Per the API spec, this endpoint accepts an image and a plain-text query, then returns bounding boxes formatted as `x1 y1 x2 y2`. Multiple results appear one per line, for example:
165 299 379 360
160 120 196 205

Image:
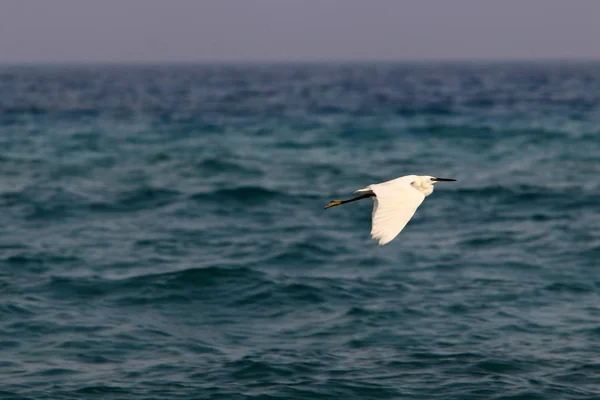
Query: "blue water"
1 62 599 399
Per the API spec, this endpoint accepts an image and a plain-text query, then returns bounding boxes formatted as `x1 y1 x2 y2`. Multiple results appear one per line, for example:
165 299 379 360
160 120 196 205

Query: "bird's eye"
430 177 435 181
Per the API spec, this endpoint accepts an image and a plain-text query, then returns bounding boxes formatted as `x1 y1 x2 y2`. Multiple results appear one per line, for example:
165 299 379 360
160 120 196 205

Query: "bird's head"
411 175 456 196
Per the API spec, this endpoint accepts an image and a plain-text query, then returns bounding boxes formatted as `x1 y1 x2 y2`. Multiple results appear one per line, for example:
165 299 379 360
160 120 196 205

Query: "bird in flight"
325 175 456 245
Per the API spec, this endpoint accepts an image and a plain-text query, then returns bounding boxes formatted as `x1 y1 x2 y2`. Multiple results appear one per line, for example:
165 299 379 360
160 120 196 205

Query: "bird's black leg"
324 193 375 209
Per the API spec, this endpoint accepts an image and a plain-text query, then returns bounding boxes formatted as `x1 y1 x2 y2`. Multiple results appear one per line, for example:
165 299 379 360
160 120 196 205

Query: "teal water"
1 62 599 399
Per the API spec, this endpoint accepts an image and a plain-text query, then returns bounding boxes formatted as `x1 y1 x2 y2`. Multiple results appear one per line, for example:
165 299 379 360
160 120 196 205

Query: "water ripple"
1 62 600 399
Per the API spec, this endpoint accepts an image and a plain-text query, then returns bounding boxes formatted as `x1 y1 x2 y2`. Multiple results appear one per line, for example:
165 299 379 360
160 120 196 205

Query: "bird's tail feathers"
353 187 373 194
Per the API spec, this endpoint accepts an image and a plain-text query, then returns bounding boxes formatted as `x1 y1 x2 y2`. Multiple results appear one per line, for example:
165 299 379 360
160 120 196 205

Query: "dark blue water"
1 62 599 399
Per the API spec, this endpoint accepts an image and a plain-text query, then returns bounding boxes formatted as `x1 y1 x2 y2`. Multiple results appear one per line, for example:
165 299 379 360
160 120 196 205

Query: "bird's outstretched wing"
364 179 425 245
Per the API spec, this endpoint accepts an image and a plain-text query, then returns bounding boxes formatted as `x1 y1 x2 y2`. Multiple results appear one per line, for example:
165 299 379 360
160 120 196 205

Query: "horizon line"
1 57 600 67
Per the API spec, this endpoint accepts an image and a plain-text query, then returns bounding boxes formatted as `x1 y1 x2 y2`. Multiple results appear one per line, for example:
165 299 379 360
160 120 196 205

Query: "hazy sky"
1 0 599 63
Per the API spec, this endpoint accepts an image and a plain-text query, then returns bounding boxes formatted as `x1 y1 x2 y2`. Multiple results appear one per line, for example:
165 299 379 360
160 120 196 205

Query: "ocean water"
0 62 599 400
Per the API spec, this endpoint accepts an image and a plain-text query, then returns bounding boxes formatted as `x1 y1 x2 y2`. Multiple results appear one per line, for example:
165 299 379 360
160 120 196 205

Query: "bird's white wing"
368 179 425 246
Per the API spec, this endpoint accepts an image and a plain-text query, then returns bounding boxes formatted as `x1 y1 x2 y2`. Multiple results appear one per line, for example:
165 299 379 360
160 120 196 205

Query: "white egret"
325 175 456 245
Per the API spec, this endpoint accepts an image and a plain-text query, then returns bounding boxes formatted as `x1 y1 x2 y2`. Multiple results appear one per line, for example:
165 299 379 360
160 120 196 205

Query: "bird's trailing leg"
324 193 374 209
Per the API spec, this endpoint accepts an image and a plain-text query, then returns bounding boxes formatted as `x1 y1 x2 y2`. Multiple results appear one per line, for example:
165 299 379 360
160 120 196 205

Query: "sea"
0 62 599 399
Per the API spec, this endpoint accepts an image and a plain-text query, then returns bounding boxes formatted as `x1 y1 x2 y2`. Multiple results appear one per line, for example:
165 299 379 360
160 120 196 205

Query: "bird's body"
325 175 456 245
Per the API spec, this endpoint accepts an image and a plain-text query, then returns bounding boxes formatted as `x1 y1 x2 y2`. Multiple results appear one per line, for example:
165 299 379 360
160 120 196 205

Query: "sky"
0 0 599 63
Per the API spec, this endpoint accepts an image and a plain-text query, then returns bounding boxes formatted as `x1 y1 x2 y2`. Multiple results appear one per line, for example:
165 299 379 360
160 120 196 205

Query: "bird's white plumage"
326 174 454 245
356 175 425 245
